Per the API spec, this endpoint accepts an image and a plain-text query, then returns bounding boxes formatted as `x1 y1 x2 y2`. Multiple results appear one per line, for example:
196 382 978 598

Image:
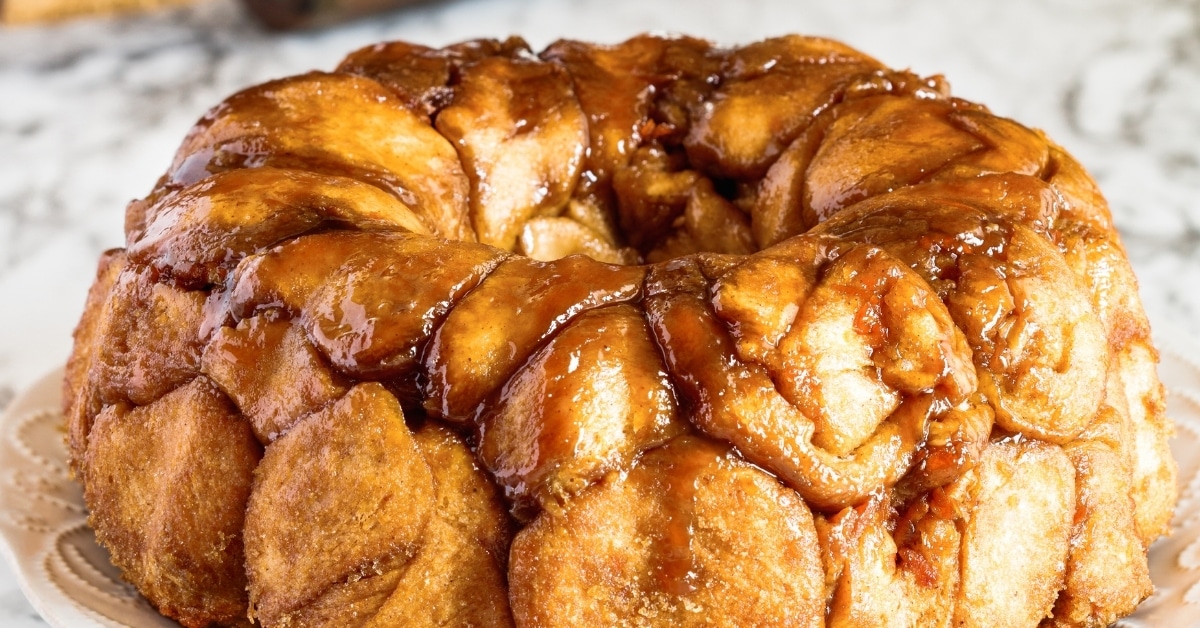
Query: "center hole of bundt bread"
513 159 760 265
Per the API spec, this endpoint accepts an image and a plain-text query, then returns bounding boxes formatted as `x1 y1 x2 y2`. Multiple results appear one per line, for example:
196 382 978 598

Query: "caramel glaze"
64 34 1175 628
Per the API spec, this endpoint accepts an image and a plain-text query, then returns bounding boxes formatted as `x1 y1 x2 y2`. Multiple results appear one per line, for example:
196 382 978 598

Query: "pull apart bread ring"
63 33 1176 628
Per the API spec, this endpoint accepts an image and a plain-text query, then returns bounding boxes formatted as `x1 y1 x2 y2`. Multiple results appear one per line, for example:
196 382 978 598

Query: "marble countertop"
1 0 1198 623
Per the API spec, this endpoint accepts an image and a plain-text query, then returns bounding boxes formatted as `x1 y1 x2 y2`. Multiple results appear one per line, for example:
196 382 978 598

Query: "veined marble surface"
1 0 1198 623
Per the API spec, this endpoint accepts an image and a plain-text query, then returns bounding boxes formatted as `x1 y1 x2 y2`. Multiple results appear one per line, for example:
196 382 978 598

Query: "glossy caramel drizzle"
89 32 1118 514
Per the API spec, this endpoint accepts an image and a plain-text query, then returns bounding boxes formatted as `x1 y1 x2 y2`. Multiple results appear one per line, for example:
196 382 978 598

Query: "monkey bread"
63 34 1176 628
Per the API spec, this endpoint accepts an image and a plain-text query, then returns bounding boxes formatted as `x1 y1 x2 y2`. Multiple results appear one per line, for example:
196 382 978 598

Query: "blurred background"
1 0 1198 623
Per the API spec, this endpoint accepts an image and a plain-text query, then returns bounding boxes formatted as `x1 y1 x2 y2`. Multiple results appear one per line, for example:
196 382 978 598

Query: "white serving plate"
2 329 1200 627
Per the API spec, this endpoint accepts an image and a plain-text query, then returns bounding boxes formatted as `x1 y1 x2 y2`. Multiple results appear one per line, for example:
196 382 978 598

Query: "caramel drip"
649 438 726 597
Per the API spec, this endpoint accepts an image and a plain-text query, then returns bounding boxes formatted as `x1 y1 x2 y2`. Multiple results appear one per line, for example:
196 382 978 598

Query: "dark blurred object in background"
241 0 429 29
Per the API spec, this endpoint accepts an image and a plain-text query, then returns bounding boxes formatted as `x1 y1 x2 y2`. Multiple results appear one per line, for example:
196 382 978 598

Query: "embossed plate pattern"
2 326 1199 627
